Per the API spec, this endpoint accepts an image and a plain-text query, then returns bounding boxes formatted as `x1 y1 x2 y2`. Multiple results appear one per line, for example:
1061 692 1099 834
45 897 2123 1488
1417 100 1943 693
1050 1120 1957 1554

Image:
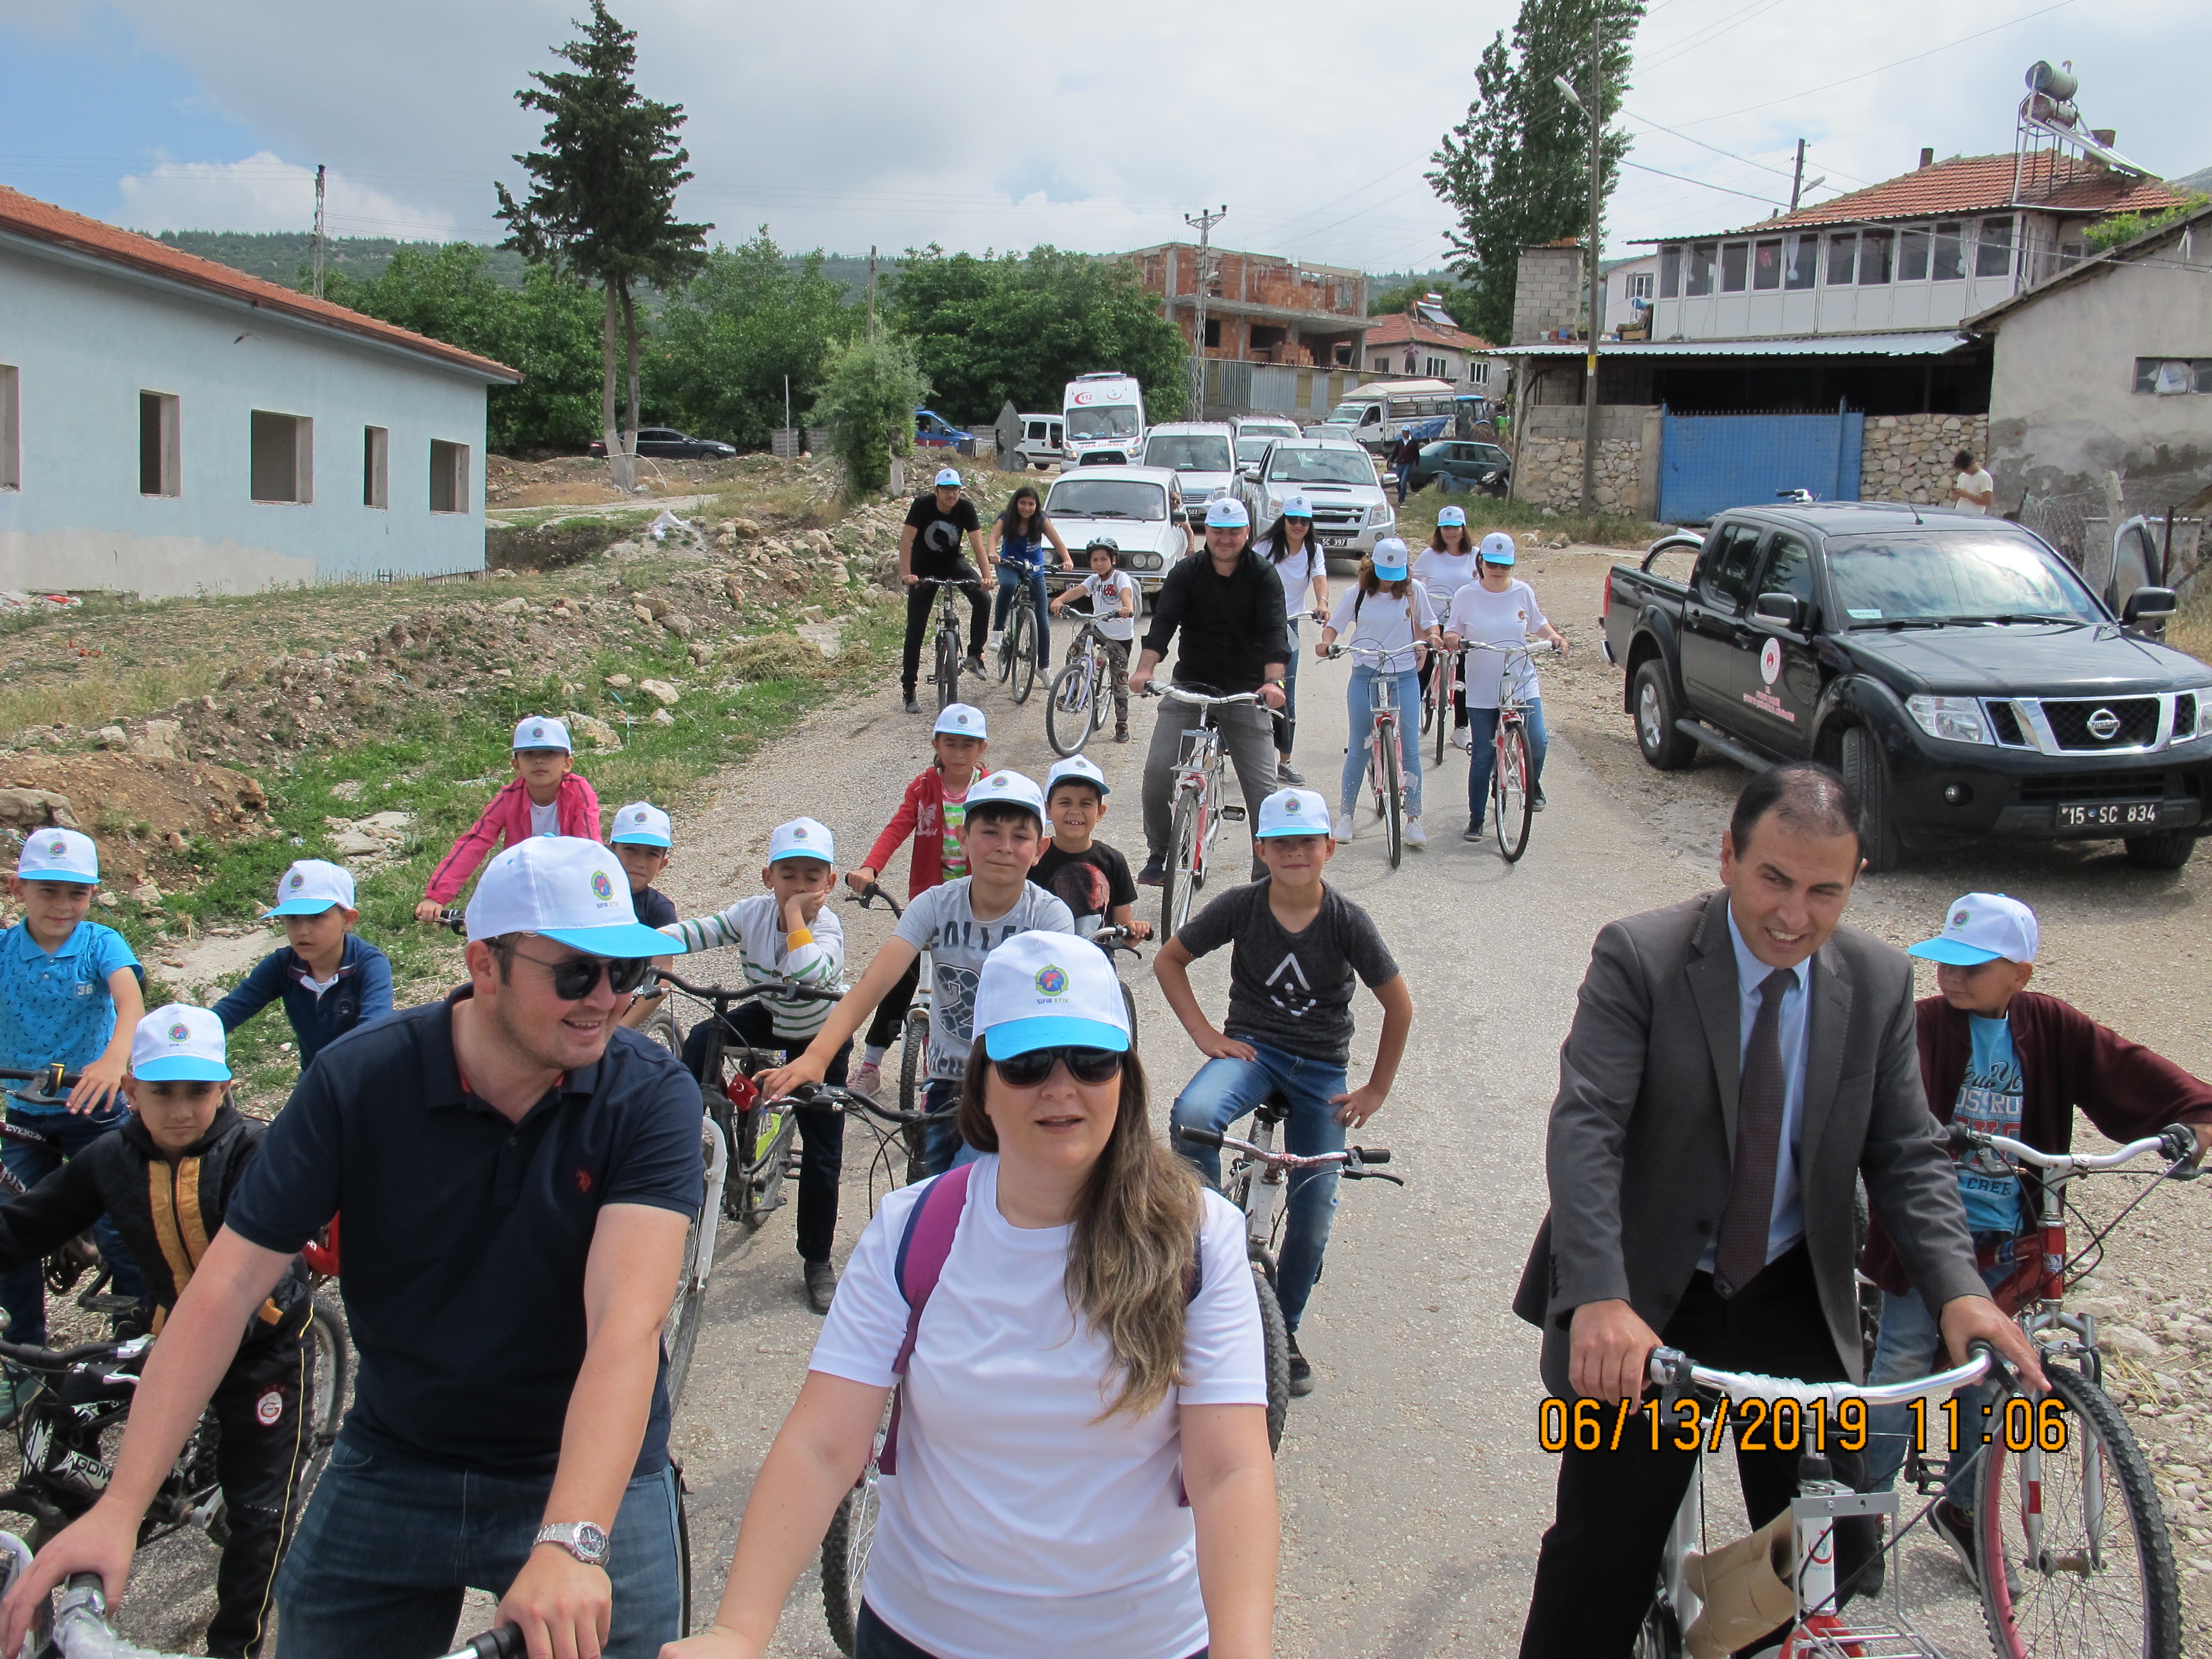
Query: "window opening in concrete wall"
1425 357 1449 378
1202 318 1222 349
250 410 312 503
1469 360 1490 386
139 392 181 497
1826 232 1857 286
1898 225 1931 281
429 439 469 514
1784 236 1818 290
1931 222 1964 281
364 426 389 508
2133 359 2212 395
1 364 20 491
1721 242 1749 292
1976 216 2015 278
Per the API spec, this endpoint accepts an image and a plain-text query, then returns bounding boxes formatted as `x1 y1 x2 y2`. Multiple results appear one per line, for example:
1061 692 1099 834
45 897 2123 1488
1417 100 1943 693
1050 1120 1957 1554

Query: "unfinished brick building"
1121 243 1370 369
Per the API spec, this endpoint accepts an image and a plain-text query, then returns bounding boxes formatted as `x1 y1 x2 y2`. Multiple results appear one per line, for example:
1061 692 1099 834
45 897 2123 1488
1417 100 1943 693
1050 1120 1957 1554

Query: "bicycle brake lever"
1342 1169 1405 1185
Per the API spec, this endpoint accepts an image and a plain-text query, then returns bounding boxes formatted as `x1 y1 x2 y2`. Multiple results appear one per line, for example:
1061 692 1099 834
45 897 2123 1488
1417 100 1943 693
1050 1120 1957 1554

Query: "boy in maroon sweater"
1862 891 2212 1572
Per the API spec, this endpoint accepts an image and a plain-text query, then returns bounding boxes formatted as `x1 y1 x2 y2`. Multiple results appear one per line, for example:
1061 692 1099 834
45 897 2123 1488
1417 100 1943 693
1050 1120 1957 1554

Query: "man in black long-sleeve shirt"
1128 495 1289 882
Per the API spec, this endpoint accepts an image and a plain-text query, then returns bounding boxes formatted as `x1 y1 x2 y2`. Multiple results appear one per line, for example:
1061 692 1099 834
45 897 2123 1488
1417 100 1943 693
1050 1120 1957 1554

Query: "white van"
1062 372 1147 468
1315 377 1458 457
1139 422 1238 527
1014 414 1064 469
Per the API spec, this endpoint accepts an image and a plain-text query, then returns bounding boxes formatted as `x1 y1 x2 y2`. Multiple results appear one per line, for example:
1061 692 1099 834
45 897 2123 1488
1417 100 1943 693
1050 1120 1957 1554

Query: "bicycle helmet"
1083 537 1121 559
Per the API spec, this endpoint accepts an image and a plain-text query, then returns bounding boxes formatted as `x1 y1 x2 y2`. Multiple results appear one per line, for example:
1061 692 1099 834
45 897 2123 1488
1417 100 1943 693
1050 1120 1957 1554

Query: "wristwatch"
534 1521 611 1566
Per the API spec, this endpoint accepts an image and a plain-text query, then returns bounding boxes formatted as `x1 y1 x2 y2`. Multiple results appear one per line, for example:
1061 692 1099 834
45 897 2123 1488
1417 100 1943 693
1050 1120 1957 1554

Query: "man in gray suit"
1513 765 2043 1657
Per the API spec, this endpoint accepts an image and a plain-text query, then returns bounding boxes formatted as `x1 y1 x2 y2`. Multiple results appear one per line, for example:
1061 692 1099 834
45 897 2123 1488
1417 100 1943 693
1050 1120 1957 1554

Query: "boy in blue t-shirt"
0 827 147 1372
213 859 394 1072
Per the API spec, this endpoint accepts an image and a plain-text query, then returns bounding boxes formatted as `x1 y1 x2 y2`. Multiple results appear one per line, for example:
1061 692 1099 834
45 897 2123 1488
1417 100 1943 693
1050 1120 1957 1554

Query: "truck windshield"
1069 407 1139 440
1144 435 1232 473
1045 480 1167 521
1268 448 1378 486
1324 404 1372 425
1825 533 2105 626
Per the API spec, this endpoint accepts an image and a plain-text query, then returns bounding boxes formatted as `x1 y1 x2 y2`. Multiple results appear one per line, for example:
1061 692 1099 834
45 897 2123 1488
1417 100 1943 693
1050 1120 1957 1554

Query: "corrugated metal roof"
1484 331 1974 358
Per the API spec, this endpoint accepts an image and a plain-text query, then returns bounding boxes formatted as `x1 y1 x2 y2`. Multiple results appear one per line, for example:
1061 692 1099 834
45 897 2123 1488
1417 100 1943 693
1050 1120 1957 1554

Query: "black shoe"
963 654 985 676
1462 822 1484 841
804 1258 838 1315
1136 856 1165 886
1276 760 1305 785
1114 723 1130 743
903 694 921 714
1533 790 1547 812
1285 1331 1315 1398
1928 1499 1979 1581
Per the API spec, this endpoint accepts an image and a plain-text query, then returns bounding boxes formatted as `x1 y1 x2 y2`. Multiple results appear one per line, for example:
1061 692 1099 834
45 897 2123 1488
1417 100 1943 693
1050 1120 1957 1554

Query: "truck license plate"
1321 534 1354 546
2057 801 2159 829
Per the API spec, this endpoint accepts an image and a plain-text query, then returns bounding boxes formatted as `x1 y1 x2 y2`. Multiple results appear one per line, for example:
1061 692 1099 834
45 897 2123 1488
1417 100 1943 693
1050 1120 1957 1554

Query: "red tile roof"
1364 312 1490 352
0 184 522 383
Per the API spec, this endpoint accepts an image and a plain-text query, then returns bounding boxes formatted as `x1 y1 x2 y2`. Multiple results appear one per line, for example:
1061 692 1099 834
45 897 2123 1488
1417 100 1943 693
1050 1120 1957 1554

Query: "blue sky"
2 0 2203 273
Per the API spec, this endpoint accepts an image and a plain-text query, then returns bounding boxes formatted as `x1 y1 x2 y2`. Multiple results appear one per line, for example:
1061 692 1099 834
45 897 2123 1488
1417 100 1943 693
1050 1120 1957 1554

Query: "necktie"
1714 967 1797 1298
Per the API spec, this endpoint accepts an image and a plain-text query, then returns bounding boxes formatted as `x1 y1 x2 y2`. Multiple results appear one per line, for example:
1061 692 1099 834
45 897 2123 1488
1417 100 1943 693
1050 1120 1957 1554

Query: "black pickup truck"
1601 503 2212 871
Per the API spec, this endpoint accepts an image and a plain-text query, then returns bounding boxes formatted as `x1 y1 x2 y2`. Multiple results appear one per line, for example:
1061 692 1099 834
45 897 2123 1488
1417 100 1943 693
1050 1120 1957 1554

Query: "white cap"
1255 787 1332 839
1436 504 1467 527
132 1004 230 1083
512 716 574 753
266 859 355 917
609 802 672 848
964 769 1047 824
934 467 962 488
767 816 836 865
463 836 686 957
1909 893 2039 966
1279 494 1313 518
974 931 1131 1059
933 702 988 739
16 826 98 885
1205 497 1250 528
1371 537 1410 579
1045 754 1111 799
1480 531 1517 565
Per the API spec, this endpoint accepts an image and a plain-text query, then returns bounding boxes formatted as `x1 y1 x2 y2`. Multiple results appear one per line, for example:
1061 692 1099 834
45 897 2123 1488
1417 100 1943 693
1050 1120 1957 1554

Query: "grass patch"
2168 589 2212 667
1395 486 1660 551
710 478 843 529
0 660 230 735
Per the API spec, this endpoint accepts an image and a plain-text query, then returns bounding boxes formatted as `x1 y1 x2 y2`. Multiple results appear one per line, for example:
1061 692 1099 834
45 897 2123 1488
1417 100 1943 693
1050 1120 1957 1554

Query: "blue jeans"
1170 1041 1347 1329
2 1104 145 1346
918 1079 981 1178
273 1436 683 1658
1274 618 1302 756
992 563 1052 667
1866 1258 2013 1502
1340 665 1423 819
1463 700 1549 829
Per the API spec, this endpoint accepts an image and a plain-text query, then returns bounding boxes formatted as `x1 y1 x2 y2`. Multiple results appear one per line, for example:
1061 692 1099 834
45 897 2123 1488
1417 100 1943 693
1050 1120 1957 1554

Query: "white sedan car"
1041 466 1196 606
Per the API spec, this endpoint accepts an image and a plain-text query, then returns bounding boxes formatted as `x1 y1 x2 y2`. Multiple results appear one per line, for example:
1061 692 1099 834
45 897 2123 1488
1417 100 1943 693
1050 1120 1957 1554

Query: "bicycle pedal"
1221 805 1245 822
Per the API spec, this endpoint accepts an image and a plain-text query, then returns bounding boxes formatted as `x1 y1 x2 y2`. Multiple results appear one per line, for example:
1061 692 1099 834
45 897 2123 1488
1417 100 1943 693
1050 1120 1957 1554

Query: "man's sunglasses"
993 1047 1125 1087
505 944 652 1001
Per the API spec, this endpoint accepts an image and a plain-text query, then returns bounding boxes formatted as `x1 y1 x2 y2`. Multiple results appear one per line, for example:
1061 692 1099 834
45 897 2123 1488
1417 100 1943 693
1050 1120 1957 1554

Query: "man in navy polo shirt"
3 838 702 1659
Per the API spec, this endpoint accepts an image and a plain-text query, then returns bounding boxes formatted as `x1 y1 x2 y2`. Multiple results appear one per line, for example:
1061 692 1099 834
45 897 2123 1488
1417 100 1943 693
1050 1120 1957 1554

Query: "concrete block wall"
1512 246 1587 344
1861 413 1990 505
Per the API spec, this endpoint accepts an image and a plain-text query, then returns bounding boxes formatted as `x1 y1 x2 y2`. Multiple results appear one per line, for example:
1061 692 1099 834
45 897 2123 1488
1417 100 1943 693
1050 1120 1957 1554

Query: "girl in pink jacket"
414 717 603 919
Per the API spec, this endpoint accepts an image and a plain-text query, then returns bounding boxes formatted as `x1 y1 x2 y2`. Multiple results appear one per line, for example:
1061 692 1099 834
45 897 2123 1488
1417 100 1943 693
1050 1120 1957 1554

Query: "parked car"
1602 502 2210 871
1232 415 1302 447
1238 438 1394 559
1139 422 1239 527
1039 466 1193 602
914 409 972 448
1409 439 1512 497
586 427 736 460
1015 414 1064 469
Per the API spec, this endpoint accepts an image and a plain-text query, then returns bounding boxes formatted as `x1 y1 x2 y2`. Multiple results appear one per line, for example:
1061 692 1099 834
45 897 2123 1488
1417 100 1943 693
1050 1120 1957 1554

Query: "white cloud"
114 151 457 240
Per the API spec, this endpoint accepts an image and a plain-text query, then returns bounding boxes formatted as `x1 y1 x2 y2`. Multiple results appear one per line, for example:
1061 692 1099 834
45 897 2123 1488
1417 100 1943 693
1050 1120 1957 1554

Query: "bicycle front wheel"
662 1116 726 1413
1010 604 1038 703
1433 657 1455 768
1045 660 1091 756
1378 722 1404 870
1494 718 1534 862
1976 1362 2182 1659
935 627 960 713
639 1002 682 1057
746 1103 799 1229
1253 1262 1290 1453
1164 787 1203 935
292 1294 352 1516
822 1455 883 1656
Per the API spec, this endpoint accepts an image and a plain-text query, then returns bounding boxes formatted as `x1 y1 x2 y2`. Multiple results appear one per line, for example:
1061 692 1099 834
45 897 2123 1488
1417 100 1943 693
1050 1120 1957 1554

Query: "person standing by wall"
1949 451 1994 515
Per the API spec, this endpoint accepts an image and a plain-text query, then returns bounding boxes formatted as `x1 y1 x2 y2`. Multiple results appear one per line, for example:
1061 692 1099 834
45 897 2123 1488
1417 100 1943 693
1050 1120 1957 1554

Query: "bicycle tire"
1976 1362 2182 1659
1433 656 1454 769
820 1457 882 1657
639 1003 682 1057
1090 658 1111 734
674 1461 694 1637
935 626 960 714
1378 720 1404 870
292 1295 351 1514
1252 1263 1290 1453
662 1118 723 1413
1164 786 1203 936
741 1104 799 1231
1629 1596 1685 1659
1494 719 1534 863
1009 604 1038 703
898 1005 931 1184
1045 660 1092 756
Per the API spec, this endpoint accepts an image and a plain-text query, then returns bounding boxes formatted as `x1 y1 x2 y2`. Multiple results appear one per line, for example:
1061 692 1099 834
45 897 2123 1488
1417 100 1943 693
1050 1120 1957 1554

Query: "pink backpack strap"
877 1162 974 1478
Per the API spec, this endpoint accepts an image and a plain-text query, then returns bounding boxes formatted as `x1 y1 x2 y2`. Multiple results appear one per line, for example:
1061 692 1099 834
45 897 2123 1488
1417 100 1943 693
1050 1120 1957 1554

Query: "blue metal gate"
1658 404 1864 523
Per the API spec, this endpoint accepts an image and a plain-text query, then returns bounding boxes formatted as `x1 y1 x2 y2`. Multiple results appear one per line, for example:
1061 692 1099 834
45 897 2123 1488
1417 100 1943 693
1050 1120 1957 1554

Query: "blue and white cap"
974 931 1131 1060
132 1004 230 1084
15 827 98 885
768 816 835 865
934 467 962 489
933 702 987 739
609 802 672 848
463 836 686 958
512 716 574 754
1371 537 1410 580
1046 753 1110 798
1280 494 1314 519
965 769 1047 825
266 859 355 917
1437 504 1467 528
1204 496 1250 529
1480 531 1518 565
1909 892 2039 966
1255 787 1332 838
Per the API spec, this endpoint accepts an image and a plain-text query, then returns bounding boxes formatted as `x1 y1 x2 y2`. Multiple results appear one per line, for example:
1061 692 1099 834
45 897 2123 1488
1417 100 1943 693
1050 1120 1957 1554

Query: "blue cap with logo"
933 702 987 740
15 827 99 885
1480 531 1518 566
512 716 574 754
1370 537 1410 580
1205 497 1250 529
1046 754 1111 799
266 859 356 917
767 816 835 865
1437 504 1467 528
1280 494 1314 519
463 836 685 958
1908 892 2039 966
609 802 672 848
974 931 1132 1059
1255 786 1332 838
132 1004 232 1084
934 467 962 489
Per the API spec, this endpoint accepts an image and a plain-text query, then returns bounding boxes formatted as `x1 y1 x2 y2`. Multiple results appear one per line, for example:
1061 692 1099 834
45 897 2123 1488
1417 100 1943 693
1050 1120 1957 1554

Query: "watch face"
576 1523 610 1560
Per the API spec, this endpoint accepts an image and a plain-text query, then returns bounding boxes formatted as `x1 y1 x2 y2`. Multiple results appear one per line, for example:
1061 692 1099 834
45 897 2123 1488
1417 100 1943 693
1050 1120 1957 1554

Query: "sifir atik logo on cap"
167 1021 191 1042
633 808 649 823
1952 907 1971 927
47 838 66 856
529 723 548 743
1283 796 1302 816
590 870 615 902
1034 964 1068 997
791 825 808 840
289 871 306 890
953 711 972 727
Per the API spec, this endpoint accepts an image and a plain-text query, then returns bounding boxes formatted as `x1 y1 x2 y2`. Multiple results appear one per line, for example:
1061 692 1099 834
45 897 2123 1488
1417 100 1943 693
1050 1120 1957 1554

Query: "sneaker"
1533 790 1547 812
848 1061 882 1099
1463 821 1484 841
804 1258 839 1315
1114 723 1130 743
903 694 921 714
1927 1500 1979 1582
1404 815 1427 847
1277 760 1305 785
1332 809 1355 844
1451 726 1474 752
1136 856 1166 886
1285 1332 1315 1398
963 655 985 676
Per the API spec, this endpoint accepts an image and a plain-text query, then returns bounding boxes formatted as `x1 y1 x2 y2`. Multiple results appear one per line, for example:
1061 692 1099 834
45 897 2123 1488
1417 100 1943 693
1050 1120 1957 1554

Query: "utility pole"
1185 204 1227 420
867 245 878 343
1580 19 1603 516
312 164 327 300
1789 139 1807 213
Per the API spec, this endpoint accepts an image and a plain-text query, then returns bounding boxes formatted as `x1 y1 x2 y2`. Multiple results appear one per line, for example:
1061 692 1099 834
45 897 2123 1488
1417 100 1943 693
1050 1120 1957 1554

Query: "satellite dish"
2027 60 2079 101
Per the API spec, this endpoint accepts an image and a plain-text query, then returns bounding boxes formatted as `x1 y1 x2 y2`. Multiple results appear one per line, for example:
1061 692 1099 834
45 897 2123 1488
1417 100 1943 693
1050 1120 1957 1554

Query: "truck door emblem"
1759 638 1783 686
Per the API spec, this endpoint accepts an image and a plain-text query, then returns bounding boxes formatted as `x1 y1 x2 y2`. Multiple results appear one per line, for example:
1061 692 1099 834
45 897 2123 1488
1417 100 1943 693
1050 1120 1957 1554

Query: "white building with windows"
0 184 520 598
1361 309 1493 389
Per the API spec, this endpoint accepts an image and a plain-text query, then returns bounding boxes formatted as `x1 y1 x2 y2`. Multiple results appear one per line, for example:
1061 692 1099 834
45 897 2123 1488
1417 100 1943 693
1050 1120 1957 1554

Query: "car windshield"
1144 435 1233 473
1268 448 1376 486
1242 423 1299 440
1235 438 1271 464
1825 532 2105 626
1045 479 1167 522
1068 406 1139 440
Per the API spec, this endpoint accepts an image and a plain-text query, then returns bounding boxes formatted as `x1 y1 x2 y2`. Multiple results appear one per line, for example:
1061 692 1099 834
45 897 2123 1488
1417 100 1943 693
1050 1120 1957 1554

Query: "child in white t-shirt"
1050 539 1141 741
1255 498 1332 786
1949 449 1995 516
1443 532 1569 841
1411 507 1481 745
1319 537 1440 847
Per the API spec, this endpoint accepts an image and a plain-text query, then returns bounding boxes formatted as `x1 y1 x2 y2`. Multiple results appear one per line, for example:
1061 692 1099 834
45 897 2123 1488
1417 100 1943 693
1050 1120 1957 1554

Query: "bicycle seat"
1253 1093 1291 1128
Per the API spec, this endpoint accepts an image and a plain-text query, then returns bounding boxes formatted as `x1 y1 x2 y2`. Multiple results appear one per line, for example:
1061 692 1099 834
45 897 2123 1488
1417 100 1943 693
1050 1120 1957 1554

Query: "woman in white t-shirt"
668 931 1275 1659
1410 505 1481 745
1255 497 1331 786
1442 532 1567 841
1319 537 1441 848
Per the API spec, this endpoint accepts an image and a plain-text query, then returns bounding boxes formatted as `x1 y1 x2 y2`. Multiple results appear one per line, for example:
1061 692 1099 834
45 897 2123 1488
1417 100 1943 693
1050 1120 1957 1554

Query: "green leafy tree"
1427 0 1643 345
646 231 862 446
813 335 931 498
2083 196 2207 255
890 246 1187 424
1367 278 1480 325
495 1 708 486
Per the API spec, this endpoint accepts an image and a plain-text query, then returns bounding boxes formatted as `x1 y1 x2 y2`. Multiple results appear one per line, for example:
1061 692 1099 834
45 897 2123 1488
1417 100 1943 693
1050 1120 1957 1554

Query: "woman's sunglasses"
506 944 652 1001
993 1047 1125 1087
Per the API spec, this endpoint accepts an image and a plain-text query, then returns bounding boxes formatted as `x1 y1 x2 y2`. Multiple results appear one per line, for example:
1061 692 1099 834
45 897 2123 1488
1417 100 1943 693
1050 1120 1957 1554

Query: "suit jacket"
1512 890 1985 1397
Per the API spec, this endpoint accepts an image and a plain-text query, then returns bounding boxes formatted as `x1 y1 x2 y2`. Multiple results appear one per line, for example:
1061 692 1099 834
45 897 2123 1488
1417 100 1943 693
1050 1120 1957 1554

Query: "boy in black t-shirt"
1033 756 1150 942
898 468 990 711
609 801 678 1031
1154 787 1411 1399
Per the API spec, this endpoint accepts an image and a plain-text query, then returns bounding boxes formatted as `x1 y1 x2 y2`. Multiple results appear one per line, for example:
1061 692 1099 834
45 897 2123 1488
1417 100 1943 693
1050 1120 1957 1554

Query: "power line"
1621 159 1785 206
1632 0 1797 74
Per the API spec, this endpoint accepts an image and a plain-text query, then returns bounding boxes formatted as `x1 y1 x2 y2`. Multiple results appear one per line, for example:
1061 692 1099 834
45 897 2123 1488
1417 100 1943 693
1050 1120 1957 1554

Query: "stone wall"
1510 403 1658 515
1860 412 1991 505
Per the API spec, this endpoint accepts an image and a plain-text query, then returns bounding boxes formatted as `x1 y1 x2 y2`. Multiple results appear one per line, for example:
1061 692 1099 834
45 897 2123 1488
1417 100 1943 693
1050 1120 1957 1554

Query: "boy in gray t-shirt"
1152 786 1411 1398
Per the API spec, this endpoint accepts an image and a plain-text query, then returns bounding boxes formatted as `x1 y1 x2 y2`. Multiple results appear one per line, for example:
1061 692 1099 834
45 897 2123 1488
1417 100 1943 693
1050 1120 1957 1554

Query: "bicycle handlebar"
1647 1343 1997 1405
1949 1122 2196 1175
774 1081 940 1127
47 1575 187 1658
1175 1125 1401 1181
649 970 842 1006
0 1333 151 1373
845 882 905 919
1141 686 1262 708
437 1628 525 1659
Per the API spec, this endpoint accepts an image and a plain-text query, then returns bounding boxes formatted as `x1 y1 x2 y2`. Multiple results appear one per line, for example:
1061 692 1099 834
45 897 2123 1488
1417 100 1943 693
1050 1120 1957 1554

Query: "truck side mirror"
1240 464 1260 480
1752 592 1805 629
2121 586 2177 625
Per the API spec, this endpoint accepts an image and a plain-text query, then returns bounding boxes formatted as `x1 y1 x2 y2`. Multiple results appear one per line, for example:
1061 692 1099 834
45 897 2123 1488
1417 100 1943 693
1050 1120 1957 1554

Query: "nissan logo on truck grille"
2086 708 2122 741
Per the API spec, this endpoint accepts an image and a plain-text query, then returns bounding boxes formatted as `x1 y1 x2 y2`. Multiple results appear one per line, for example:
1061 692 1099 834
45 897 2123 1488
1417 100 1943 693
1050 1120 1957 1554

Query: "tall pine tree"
1426 0 1643 347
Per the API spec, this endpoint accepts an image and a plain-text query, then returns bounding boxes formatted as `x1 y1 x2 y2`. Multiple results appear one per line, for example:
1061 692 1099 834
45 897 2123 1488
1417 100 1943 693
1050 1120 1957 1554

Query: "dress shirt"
1697 905 1812 1273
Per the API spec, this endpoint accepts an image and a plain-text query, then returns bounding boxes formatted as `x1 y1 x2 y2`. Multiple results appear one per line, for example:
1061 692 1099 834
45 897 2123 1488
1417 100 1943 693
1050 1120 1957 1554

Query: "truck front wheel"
1632 661 1698 771
2123 830 2197 871
1840 726 1905 873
